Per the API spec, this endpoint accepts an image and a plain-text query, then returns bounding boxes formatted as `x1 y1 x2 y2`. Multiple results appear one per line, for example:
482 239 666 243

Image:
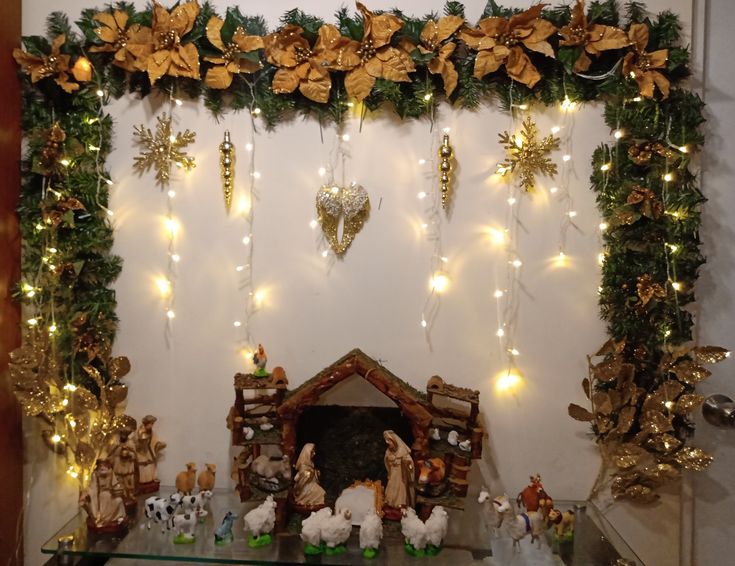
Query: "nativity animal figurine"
214 511 237 545
401 507 428 554
197 463 216 491
175 462 197 495
251 454 291 483
321 508 353 553
359 510 383 559
301 507 333 554
416 458 447 497
180 490 213 515
169 511 199 544
548 508 575 539
243 495 277 547
253 344 268 376
447 430 459 446
478 490 512 530
517 474 553 518
144 493 182 532
478 490 544 549
424 506 449 553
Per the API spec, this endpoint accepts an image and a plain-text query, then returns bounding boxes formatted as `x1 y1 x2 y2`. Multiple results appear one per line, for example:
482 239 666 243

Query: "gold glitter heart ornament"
316 182 370 255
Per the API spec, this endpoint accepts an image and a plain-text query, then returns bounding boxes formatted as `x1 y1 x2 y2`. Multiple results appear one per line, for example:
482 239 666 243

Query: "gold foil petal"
109 356 131 380
675 394 705 414
646 433 682 454
568 403 594 422
672 360 712 384
674 447 713 471
693 346 731 364
640 410 674 434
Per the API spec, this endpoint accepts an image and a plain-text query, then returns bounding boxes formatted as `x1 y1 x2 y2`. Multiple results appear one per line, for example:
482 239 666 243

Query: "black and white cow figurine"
169 511 198 541
144 494 182 532
180 490 213 515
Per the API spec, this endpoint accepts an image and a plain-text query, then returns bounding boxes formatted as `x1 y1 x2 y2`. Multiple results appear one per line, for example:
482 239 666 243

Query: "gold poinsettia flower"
558 0 629 72
459 4 556 88
204 16 263 89
264 24 356 103
339 2 416 101
89 9 153 73
623 23 669 99
402 15 464 97
13 34 79 93
626 185 663 220
146 0 201 85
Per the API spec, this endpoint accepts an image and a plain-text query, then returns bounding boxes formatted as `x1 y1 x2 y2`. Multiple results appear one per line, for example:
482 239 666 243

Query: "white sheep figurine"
401 507 428 556
425 506 449 555
301 507 332 555
243 495 277 548
321 508 352 555
359 510 383 559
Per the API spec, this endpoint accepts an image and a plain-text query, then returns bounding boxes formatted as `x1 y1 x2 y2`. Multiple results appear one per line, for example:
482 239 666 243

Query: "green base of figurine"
324 544 347 556
173 534 195 545
214 534 233 546
554 532 574 543
247 533 272 548
404 542 426 557
253 369 269 377
303 542 324 555
362 547 379 559
426 544 442 556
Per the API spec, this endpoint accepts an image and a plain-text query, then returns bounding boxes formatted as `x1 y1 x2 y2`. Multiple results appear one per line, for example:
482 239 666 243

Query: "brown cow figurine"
176 462 197 495
517 474 553 518
416 458 447 497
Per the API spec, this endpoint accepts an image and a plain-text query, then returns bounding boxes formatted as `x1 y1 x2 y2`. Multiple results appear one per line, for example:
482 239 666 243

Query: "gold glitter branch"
133 113 196 186
497 116 560 192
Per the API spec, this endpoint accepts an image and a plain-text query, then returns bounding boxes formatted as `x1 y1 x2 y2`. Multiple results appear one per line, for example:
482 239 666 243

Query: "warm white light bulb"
318 167 326 177
599 222 608 231
51 434 62 443
494 290 504 298
550 187 558 194
166 309 176 319
245 143 253 152
562 154 571 162
96 89 104 97
663 173 673 182
418 158 426 165
168 189 176 198
321 250 329 258
171 254 180 262
496 328 505 337
175 98 183 106
423 93 432 101
342 134 350 142
420 319 427 328
417 191 427 199
568 210 578 218
672 281 682 291
551 126 561 134
235 265 245 272
507 197 516 205
242 235 251 245
309 220 318 229
512 259 522 268
27 318 38 326
600 163 610 172
233 321 242 327
430 272 450 294
613 130 624 140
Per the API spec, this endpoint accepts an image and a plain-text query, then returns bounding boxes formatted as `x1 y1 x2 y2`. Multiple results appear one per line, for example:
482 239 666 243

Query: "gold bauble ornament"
219 130 235 213
438 133 454 209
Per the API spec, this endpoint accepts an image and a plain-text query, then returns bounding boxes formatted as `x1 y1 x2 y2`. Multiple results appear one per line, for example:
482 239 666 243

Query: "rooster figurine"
253 344 268 377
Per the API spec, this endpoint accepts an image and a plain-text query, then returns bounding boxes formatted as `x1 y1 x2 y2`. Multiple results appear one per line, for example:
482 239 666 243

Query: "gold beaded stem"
220 130 235 213
438 133 454 209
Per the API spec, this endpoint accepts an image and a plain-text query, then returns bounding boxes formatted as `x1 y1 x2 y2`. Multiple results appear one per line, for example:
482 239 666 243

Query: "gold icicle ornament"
438 133 454 209
219 130 235 213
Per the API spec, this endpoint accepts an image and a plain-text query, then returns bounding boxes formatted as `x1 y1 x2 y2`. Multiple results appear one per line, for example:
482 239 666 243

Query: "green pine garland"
12 0 722 501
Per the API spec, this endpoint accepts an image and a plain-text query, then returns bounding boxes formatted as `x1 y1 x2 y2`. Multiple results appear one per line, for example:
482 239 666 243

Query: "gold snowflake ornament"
133 113 196 186
497 116 560 192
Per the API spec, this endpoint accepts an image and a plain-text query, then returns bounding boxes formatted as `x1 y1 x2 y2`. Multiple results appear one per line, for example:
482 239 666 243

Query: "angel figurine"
293 443 326 508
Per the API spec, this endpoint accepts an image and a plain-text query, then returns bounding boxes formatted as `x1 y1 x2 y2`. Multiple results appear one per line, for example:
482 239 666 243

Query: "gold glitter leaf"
582 378 591 399
672 360 712 384
647 433 682 454
674 447 713 471
615 405 637 434
675 394 705 414
693 346 731 364
640 410 674 434
568 403 594 422
592 391 613 415
642 381 685 413
592 356 622 383
109 356 131 380
612 444 647 469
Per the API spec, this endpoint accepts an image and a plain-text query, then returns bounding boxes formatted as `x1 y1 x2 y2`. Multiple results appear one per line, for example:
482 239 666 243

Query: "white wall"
20 1 704 566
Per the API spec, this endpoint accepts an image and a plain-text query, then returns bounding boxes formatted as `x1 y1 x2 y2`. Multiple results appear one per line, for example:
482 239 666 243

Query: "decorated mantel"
9 0 730 560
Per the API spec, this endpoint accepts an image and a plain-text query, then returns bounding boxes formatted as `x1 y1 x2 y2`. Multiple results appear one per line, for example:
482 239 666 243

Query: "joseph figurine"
134 415 166 491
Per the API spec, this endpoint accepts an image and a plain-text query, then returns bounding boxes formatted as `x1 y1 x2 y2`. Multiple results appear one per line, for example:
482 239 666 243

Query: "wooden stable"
226 348 484 520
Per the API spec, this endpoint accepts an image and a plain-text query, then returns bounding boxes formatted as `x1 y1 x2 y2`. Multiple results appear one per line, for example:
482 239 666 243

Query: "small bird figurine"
252 344 268 377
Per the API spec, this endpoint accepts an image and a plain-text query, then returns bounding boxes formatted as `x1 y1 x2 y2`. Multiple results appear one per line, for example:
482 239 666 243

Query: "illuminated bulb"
242 235 251 245
51 434 62 443
105 178 114 186
252 108 262 115
599 222 608 231
663 173 673 182
61 398 68 406
418 191 427 199
49 324 57 333
518 104 528 110
598 286 603 293
48 247 57 254
633 96 642 102
106 209 114 217
598 253 605 265
309 219 318 229
26 289 36 298
600 163 610 172
418 158 426 165
168 189 176 198
507 197 516 205
496 328 505 337
440 256 449 263
96 89 104 97
550 186 558 194
155 278 171 296
560 96 576 111
568 210 578 218
613 129 624 140
515 136 523 148
668 244 679 253
551 126 561 134
347 101 355 107
235 265 245 272
60 158 70 167
664 401 674 410
512 259 522 268
318 167 326 177
421 223 428 229
331 186 339 194
562 154 571 162
510 348 520 356
496 165 509 175
245 143 253 152
679 145 689 153
88 144 100 151
27 318 38 326
35 223 44 231
69 470 79 479
171 253 180 262
166 309 176 319
489 227 506 245
321 250 329 258
165 217 179 235
22 283 33 292
430 272 450 294
423 93 432 101
420 318 427 328
496 370 523 394
342 134 350 142
233 321 242 327
726 351 732 358
442 127 451 134
664 329 672 337
254 290 265 305
253 171 261 179
175 98 183 106
672 281 682 291
494 290 504 298
558 251 566 259
63 383 77 392
69 419 76 428
169 135 176 143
